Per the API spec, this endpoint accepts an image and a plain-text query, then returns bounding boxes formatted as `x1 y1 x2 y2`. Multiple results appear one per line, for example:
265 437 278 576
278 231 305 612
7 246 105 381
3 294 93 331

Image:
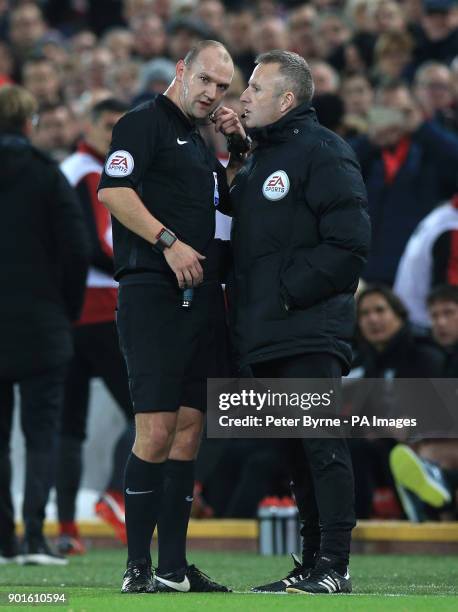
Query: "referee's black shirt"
98 95 230 280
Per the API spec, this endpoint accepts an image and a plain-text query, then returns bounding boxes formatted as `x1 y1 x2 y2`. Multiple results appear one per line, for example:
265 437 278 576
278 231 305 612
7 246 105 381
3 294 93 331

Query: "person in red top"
57 98 132 555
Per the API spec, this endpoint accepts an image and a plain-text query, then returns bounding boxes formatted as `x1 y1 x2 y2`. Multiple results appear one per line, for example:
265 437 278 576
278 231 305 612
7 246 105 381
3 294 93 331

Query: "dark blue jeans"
0 365 67 542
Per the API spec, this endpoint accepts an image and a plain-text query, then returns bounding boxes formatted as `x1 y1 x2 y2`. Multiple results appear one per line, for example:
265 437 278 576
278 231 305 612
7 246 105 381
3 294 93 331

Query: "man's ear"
175 59 185 83
24 117 34 137
280 91 295 114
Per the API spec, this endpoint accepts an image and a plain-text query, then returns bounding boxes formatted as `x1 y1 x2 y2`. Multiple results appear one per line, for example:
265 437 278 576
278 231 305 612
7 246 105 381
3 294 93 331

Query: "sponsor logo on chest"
262 170 290 201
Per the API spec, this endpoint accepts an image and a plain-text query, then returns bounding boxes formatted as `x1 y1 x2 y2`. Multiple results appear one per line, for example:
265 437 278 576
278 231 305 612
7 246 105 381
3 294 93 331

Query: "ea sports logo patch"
262 170 290 201
105 150 134 177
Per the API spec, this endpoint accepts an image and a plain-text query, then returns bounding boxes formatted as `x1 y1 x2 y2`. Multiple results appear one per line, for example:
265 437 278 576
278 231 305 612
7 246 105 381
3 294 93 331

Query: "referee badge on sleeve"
105 150 134 177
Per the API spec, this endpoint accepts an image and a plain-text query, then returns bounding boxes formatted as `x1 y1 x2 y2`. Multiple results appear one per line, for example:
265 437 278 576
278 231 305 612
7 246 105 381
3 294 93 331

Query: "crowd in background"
1 0 458 533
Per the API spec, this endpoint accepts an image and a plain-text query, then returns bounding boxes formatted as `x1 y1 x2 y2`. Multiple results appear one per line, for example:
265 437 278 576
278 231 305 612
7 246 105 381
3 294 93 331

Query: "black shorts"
117 272 228 413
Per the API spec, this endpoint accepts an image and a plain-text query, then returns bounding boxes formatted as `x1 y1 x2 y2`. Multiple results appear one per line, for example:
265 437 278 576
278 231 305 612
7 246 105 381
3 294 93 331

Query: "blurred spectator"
72 88 114 117
355 284 444 376
194 0 226 38
131 14 168 61
134 57 176 103
8 2 48 61
57 98 135 556
390 441 458 521
38 32 70 68
252 17 289 55
309 59 340 94
413 0 458 67
428 284 458 374
226 7 255 81
22 55 62 105
32 102 79 162
255 0 281 18
341 73 374 120
394 192 458 329
0 84 89 564
388 286 458 522
70 29 98 55
341 35 375 73
414 61 458 131
60 56 88 103
122 0 157 23
287 4 318 59
167 15 210 61
373 30 415 81
0 0 7 38
80 47 113 92
349 285 444 518
154 0 175 21
403 0 425 24
452 55 458 97
101 27 135 61
0 40 14 82
347 0 376 33
106 60 141 104
373 0 407 34
316 11 352 60
351 80 458 285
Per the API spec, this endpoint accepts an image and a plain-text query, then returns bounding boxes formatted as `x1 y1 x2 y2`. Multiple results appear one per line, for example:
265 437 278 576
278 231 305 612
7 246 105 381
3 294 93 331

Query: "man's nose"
240 88 249 103
205 82 217 100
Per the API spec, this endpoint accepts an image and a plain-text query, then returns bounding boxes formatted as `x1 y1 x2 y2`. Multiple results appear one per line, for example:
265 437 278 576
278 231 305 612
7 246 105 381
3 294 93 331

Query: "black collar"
249 101 318 146
157 94 195 130
0 132 29 147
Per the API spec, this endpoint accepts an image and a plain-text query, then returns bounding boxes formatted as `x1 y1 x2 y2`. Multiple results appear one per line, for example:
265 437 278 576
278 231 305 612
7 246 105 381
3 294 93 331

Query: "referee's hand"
163 239 206 288
212 106 246 140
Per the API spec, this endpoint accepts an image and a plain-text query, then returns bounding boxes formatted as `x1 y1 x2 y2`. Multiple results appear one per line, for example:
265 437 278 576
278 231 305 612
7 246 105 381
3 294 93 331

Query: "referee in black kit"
229 51 371 595
98 41 248 593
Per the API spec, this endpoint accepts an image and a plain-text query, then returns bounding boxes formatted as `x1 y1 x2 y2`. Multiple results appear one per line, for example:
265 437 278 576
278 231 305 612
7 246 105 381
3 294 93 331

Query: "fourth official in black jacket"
230 80 370 374
230 51 371 596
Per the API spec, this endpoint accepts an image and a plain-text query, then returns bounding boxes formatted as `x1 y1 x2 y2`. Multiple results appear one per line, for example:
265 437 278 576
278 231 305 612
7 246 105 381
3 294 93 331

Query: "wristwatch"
153 227 177 252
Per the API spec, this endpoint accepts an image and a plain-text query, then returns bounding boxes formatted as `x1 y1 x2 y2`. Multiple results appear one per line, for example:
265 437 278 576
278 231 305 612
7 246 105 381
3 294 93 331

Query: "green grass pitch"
1 550 457 611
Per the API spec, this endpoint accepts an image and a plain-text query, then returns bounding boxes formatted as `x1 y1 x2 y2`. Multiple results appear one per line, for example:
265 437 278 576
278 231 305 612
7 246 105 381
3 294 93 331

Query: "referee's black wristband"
226 134 252 158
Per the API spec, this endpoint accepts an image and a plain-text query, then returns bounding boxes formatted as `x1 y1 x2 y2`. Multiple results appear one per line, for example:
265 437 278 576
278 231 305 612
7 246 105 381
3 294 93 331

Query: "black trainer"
187 565 231 592
154 565 231 593
121 559 155 593
286 558 351 595
20 536 68 566
251 553 311 593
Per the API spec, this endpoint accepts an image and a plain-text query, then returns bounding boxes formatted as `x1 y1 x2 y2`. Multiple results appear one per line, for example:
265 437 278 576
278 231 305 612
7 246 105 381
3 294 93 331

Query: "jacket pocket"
245 252 288 321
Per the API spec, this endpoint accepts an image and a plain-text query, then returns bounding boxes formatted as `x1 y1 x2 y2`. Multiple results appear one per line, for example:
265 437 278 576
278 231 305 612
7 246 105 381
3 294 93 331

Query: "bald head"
184 40 232 69
166 39 234 121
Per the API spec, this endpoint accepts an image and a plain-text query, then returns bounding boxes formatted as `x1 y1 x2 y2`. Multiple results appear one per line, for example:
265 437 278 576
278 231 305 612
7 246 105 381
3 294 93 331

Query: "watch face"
161 230 176 247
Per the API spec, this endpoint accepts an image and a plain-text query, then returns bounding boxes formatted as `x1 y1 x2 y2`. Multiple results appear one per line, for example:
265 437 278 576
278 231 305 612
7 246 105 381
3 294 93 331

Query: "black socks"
124 453 165 564
157 459 195 574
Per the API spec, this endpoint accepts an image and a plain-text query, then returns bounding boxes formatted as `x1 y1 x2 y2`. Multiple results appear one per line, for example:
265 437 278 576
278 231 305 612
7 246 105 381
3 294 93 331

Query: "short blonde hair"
0 85 37 132
375 31 413 60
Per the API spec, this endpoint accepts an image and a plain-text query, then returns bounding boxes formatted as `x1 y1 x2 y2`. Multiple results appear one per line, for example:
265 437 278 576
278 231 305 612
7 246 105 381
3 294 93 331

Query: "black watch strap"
153 227 177 252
